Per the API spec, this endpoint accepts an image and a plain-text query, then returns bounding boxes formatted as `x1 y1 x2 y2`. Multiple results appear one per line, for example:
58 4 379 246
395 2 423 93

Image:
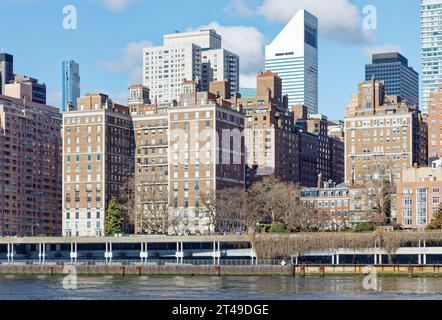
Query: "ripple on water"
0 275 442 300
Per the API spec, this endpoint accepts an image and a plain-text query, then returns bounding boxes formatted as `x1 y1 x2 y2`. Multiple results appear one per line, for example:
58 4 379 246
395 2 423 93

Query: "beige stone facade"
397 162 442 229
344 79 428 184
130 82 245 235
132 100 169 234
168 88 245 235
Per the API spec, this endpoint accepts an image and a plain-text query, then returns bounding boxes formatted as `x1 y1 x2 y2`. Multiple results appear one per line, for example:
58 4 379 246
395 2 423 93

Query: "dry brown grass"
250 231 442 259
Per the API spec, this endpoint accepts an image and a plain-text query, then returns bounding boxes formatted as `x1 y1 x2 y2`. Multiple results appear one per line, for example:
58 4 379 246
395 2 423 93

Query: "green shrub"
354 222 375 233
269 223 287 234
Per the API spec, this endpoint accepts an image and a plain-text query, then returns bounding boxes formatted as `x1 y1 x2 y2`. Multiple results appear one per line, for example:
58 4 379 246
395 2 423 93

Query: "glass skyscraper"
421 0 442 113
365 52 419 107
265 9 318 114
61 60 80 112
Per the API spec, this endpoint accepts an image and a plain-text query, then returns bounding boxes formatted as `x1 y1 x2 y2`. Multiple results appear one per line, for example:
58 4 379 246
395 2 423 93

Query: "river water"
0 275 442 300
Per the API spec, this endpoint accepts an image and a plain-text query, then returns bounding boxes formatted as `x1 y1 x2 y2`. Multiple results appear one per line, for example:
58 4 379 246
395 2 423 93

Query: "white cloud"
101 0 136 12
363 44 403 58
191 22 267 88
229 0 373 44
240 73 259 88
225 0 255 17
100 40 153 83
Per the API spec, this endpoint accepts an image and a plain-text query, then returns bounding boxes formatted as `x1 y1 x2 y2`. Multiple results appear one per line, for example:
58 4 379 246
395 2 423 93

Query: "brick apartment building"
62 93 133 237
61 73 348 236
426 84 442 163
294 105 345 185
131 86 170 234
0 95 62 236
130 81 245 235
397 160 442 230
169 81 245 234
230 71 300 187
345 78 428 184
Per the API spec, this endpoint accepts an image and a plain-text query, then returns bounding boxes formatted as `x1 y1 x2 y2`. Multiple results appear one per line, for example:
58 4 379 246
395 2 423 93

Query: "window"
416 188 428 225
403 208 412 217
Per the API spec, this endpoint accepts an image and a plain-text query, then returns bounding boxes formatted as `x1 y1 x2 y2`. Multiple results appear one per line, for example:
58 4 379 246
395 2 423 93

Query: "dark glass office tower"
365 52 419 107
0 53 14 95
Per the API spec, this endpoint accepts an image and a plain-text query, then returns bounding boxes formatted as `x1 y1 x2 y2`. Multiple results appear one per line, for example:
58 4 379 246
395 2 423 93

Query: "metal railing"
0 259 285 267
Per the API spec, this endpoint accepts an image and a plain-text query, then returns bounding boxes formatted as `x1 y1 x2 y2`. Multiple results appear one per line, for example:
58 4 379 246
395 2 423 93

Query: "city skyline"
0 0 421 119
0 0 438 236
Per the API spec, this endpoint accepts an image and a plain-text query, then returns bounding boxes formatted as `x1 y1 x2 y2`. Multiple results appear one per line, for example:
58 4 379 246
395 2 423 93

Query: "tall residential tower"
265 9 318 114
421 0 442 112
143 30 240 104
62 60 81 112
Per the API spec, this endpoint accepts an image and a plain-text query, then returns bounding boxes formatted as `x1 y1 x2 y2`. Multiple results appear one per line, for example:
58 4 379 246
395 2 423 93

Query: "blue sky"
0 0 421 119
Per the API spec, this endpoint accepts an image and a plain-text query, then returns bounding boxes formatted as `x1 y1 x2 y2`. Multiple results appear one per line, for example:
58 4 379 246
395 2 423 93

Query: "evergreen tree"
104 197 123 236
426 204 442 230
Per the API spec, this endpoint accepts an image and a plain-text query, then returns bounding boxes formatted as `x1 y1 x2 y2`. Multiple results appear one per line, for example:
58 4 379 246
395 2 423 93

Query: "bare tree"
242 187 265 234
285 204 326 232
216 187 247 234
331 210 352 231
248 176 299 224
361 169 395 226
200 187 265 235
200 191 217 235
119 177 182 235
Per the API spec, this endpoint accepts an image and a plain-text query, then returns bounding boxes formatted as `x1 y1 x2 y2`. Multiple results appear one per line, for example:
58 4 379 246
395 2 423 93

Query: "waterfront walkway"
1 235 442 268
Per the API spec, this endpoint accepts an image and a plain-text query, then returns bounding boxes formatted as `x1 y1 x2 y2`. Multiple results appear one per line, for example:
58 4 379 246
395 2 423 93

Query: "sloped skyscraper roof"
265 9 318 114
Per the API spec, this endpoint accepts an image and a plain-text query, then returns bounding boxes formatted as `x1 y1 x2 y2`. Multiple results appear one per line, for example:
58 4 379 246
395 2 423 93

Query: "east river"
0 275 441 300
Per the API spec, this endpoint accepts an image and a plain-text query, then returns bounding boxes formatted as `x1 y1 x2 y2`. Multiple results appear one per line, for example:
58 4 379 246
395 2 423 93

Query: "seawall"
2 264 442 277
